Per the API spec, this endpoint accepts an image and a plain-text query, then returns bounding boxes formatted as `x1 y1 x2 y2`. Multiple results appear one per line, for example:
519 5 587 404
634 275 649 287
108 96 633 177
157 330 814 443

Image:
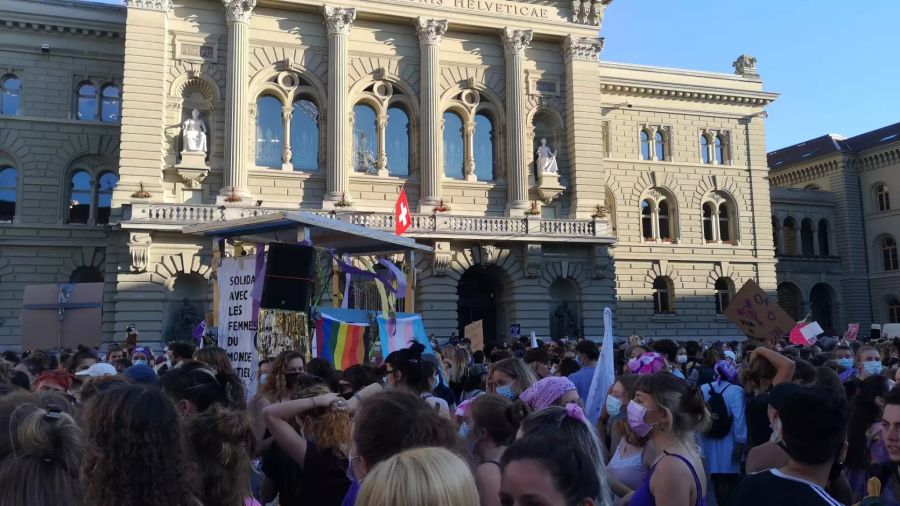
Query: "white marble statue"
181 109 208 153
536 138 558 174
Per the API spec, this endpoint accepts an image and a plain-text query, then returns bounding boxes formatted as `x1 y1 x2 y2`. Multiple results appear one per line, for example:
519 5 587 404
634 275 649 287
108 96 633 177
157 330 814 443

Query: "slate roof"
768 121 900 169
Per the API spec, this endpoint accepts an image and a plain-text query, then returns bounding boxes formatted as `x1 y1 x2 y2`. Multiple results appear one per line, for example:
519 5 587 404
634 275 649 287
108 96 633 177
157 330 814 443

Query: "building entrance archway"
810 283 836 335
457 265 506 346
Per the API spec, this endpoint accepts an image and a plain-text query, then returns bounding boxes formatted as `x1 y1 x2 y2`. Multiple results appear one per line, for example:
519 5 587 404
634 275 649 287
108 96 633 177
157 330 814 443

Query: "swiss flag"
394 189 411 235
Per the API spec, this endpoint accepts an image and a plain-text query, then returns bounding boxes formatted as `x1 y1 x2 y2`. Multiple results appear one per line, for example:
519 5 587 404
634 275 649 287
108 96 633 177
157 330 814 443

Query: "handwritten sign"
217 256 258 397
845 323 860 342
723 279 794 347
465 320 484 352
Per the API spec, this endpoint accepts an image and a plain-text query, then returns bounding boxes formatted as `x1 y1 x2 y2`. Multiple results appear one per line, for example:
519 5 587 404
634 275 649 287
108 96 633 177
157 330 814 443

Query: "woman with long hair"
487 357 538 401
604 375 654 502
845 374 891 502
464 394 524 506
161 360 247 415
740 346 795 448
81 384 198 506
184 406 258 506
194 346 236 375
383 342 450 416
250 350 305 442
356 447 479 506
501 433 602 506
446 347 471 400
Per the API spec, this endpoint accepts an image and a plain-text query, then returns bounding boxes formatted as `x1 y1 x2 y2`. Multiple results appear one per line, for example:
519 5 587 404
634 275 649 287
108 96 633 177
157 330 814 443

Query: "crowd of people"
2 331 900 505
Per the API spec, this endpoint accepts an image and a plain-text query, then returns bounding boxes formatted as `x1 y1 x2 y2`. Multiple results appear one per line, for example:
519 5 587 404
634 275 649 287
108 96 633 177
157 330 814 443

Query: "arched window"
641 200 653 239
640 130 651 160
783 217 797 255
714 278 732 314
70 266 104 283
883 236 899 271
255 96 283 168
714 135 725 164
352 103 377 173
68 170 92 224
654 131 665 161
818 219 830 256
876 184 891 212
777 283 804 321
443 111 465 179
0 167 16 221
772 216 780 253
889 297 900 323
801 219 815 256
718 203 732 242
76 82 98 121
702 202 715 242
653 277 674 314
699 135 710 164
96 172 118 225
658 199 671 240
473 113 494 182
1 74 20 115
641 191 678 242
386 106 410 177
290 98 319 172
100 85 120 123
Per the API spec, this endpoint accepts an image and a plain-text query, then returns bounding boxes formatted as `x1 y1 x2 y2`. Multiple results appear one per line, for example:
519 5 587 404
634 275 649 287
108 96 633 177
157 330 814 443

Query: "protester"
32 369 74 393
422 353 458 410
605 376 654 502
699 359 746 505
64 345 98 374
78 375 130 403
741 346 795 448
519 376 580 413
460 363 488 402
307 357 340 392
130 346 152 366
105 343 125 362
160 360 247 415
356 447 479 506
194 346 236 375
651 339 685 380
524 346 553 379
123 362 157 384
339 364 377 400
250 350 305 442
166 341 196 370
569 340 600 401
383 342 450 416
501 433 603 506
868 387 900 501
844 374 890 502
447 347 472 399
184 406 258 506
464 394 522 506
686 348 720 387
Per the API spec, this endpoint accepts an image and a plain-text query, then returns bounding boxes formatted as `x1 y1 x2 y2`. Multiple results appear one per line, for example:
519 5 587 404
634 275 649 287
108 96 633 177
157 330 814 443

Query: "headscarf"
714 360 738 383
519 377 576 411
627 352 667 375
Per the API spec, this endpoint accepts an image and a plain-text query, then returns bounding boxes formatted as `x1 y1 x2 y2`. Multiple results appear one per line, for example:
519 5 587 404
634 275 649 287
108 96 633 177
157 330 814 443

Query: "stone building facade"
0 0 777 348
769 122 900 335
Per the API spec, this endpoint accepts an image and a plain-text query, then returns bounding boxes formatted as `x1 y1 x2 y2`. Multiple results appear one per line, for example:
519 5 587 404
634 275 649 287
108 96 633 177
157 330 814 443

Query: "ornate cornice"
125 0 169 11
416 17 448 47
598 81 777 106
0 18 121 38
323 6 356 36
769 158 845 188
571 0 613 27
501 28 533 56
858 146 900 173
223 0 255 24
563 35 603 62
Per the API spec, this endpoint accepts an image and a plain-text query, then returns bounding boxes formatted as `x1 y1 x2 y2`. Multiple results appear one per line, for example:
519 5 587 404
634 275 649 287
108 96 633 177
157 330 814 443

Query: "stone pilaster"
563 35 604 218
501 28 533 216
323 5 356 207
219 0 256 203
416 17 448 212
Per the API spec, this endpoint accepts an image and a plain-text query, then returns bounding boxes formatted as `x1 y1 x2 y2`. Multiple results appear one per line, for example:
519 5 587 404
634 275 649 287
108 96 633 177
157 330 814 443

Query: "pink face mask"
627 400 656 437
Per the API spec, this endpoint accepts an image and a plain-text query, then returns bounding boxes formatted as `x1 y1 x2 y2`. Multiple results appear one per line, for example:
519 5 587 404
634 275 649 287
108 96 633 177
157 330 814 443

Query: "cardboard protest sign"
465 320 484 351
723 279 794 347
21 283 103 350
217 256 259 397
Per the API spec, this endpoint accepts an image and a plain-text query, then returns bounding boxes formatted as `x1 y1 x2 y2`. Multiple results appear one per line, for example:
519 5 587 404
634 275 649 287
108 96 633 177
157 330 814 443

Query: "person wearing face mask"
130 347 152 367
699 360 746 506
674 347 689 378
249 351 305 446
166 341 195 370
524 347 553 380
488 357 537 402
568 341 600 402
741 346 796 448
832 345 855 378
258 358 272 389
856 346 883 380
382 343 451 417
843 375 891 502
464 394 524 506
603 375 654 502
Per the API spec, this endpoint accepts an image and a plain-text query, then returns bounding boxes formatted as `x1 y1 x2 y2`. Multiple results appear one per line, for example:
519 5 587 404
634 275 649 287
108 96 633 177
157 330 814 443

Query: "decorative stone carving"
524 243 541 278
175 166 209 189
128 233 152 273
562 35 604 62
571 0 613 26
125 0 170 11
591 245 610 279
733 55 759 77
323 6 357 36
181 109 208 154
223 0 255 23
479 244 496 265
432 241 452 276
536 138 559 174
501 28 533 55
416 17 448 46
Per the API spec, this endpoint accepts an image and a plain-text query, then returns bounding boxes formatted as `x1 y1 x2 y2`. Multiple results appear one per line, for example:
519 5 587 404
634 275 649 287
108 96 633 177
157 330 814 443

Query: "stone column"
416 17 448 212
323 6 356 207
501 28 533 216
220 0 256 203
376 112 389 176
463 119 476 181
281 105 293 170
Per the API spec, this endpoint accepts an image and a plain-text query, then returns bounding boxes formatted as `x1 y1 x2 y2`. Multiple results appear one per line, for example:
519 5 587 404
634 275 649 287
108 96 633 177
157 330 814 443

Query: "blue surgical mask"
864 361 883 376
259 373 270 386
836 358 854 370
606 395 623 417
575 356 583 366
134 359 148 366
458 422 470 438
496 385 516 400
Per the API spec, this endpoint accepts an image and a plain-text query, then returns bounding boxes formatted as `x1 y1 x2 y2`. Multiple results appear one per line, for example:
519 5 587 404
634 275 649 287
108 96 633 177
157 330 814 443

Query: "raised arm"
751 347 795 386
262 393 339 467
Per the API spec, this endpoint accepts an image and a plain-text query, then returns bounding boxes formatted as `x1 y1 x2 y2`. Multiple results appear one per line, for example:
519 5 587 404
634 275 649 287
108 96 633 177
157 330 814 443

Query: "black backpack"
705 383 734 439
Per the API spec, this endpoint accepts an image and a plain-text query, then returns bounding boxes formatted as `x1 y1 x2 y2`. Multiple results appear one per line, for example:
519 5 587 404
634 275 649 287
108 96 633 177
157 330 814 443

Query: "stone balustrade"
122 202 614 243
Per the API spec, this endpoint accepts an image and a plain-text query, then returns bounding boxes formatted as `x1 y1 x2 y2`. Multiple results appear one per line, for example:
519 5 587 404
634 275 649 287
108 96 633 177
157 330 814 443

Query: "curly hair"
81 384 196 506
184 406 255 506
259 351 305 402
294 384 351 455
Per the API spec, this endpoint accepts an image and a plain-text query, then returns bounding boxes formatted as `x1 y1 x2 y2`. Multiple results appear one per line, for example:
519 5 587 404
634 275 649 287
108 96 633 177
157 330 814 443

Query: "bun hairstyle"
469 394 521 446
635 372 711 438
184 406 255 506
160 360 247 412
384 342 428 392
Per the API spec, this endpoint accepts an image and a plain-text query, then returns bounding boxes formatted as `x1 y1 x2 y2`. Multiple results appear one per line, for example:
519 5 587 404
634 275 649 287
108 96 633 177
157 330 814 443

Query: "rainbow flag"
315 316 368 370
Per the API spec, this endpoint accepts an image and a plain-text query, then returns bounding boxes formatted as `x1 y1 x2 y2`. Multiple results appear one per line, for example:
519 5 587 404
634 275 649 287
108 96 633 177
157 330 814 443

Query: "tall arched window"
69 170 92 224
352 103 377 173
702 203 715 242
890 297 900 323
654 131 665 161
386 106 410 176
658 200 671 240
473 113 494 181
714 135 725 164
699 135 710 164
772 216 780 253
291 98 319 172
653 277 674 314
818 219 830 256
641 191 678 243
801 219 815 256
883 236 899 271
96 172 118 225
443 111 465 179
1 74 20 115
100 85 120 122
783 217 797 255
714 278 733 314
640 130 651 160
0 167 16 221
255 96 283 168
641 200 653 239
876 184 891 212
76 82 98 121
718 203 732 242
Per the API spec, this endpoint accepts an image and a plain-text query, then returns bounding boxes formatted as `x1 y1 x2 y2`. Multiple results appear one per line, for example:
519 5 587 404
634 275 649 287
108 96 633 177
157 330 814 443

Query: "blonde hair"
356 447 479 506
489 358 538 395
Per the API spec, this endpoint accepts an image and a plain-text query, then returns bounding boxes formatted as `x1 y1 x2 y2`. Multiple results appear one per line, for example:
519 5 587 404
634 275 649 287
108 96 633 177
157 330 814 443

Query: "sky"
600 0 900 151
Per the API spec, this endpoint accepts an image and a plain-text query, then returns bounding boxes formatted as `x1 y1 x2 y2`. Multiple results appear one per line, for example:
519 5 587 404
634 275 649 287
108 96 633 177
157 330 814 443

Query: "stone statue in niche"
170 297 200 342
181 109 208 153
536 138 558 174
554 300 579 338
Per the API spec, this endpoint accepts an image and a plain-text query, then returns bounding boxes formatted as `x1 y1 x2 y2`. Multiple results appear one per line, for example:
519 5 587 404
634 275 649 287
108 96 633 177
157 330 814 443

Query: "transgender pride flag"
377 315 435 356
315 316 368 370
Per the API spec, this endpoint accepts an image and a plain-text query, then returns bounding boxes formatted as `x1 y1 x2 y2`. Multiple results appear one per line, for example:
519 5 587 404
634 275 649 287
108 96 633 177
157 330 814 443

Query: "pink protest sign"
845 323 860 342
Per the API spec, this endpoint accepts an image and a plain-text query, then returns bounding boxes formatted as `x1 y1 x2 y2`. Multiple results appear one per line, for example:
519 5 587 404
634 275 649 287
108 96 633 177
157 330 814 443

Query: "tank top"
608 441 647 492
630 451 706 506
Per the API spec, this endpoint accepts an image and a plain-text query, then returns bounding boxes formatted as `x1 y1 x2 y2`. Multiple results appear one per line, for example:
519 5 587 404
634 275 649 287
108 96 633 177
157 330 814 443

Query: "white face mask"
676 354 688 364
769 416 783 444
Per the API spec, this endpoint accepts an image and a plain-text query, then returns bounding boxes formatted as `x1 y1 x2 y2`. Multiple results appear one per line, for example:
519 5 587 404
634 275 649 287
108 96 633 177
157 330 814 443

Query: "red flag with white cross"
394 189 411 235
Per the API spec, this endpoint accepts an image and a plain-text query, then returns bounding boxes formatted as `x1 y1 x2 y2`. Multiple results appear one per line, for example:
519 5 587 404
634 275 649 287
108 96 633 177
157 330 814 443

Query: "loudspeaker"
260 243 316 312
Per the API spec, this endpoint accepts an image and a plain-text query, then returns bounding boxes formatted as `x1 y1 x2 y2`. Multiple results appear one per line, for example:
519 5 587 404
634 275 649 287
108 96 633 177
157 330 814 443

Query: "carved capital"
127 233 152 273
125 0 170 11
563 35 604 62
524 243 542 278
323 6 357 36
223 0 255 23
733 54 759 77
571 0 613 27
501 28 533 56
432 241 452 276
416 17 449 47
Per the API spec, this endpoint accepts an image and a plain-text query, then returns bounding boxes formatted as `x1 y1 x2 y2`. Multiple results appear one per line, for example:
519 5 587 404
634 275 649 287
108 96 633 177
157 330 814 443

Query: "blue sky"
600 0 900 151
